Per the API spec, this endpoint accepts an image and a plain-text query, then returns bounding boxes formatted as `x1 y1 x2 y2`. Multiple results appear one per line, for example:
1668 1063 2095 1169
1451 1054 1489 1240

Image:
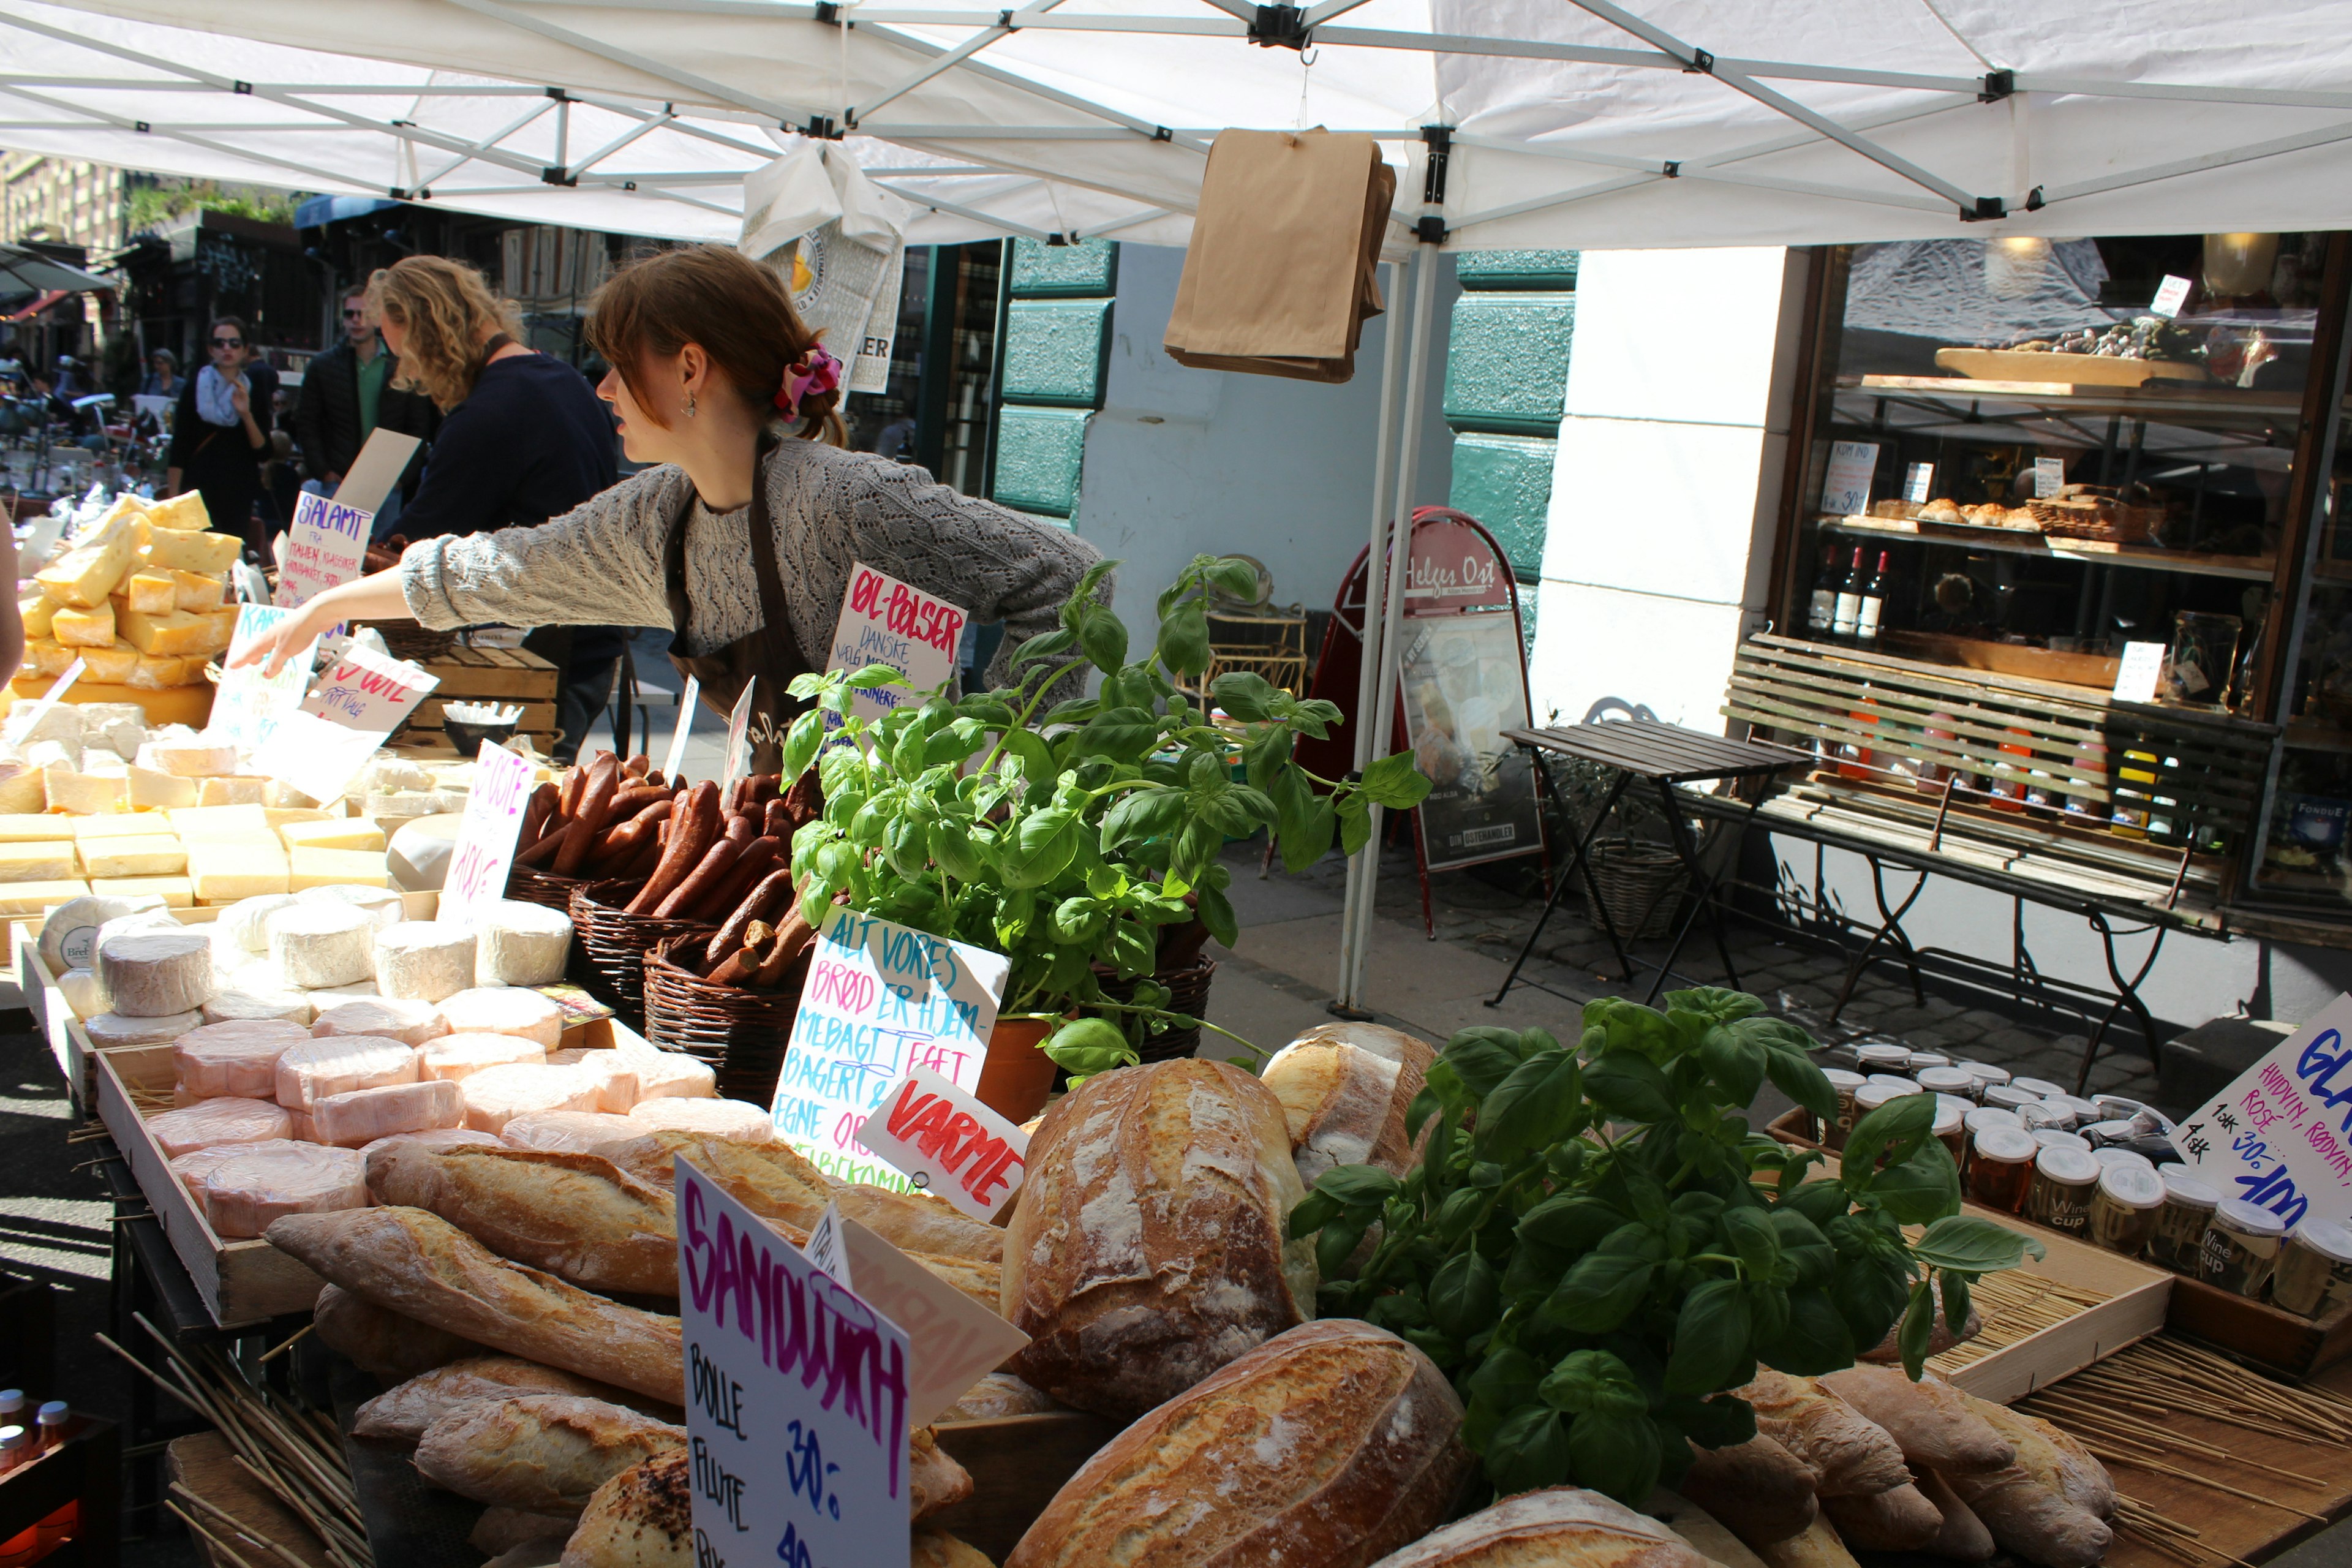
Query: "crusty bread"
1003 1058 1314 1420
1959 1395 2113 1519
1679 1434 1820 1547
366 1141 680 1297
941 1373 1058 1422
560 1449 691 1568
1944 1460 2112 1568
1737 1371 1910 1498
913 1532 995 1568
1006 1320 1469 1568
1754 1515 1863 1568
1818 1367 2012 1474
1260 1024 1434 1184
1365 1485 1711 1568
911 1426 974 1523
311 1283 480 1379
1820 1484 1940 1551
1644 1490 1771 1568
838 1184 1005 1265
415 1394 685 1513
353 1355 668 1444
266 1208 683 1403
1918 1470 1996 1561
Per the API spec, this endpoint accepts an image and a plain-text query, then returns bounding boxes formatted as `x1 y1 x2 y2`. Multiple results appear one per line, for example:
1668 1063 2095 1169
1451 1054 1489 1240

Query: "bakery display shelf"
1845 374 2304 420
2283 719 2352 755
1817 514 2278 582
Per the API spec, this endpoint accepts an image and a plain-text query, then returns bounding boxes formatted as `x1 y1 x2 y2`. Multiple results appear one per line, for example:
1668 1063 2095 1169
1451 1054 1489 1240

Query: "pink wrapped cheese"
418 1033 548 1083
356 1126 502 1163
199 1143 369 1238
274 1035 419 1112
311 998 450 1048
500 1110 645 1153
627 1096 775 1144
147 1097 294 1159
170 1139 294 1197
627 1052 717 1103
459 1064 600 1134
173 1019 315 1101
311 1079 467 1148
435 987 565 1049
546 1048 639 1113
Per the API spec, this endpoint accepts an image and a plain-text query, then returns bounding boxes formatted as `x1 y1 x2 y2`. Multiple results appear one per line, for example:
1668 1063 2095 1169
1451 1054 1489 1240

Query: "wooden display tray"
1934 347 2210 386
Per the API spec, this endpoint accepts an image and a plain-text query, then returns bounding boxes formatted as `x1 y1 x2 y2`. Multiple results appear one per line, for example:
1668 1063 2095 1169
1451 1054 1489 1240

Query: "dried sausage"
627 781 720 914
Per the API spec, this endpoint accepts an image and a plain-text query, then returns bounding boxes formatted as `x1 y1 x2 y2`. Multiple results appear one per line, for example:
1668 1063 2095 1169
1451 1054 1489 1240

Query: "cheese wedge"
0 878 89 915
43 770 126 814
116 607 214 657
170 570 226 613
127 766 199 810
0 815 71 843
82 645 138 685
187 843 289 901
36 529 138 608
0 841 76 883
142 531 244 575
94 874 193 907
120 571 178 615
263 808 337 831
145 492 211 532
51 602 115 649
279 818 386 853
80 837 189 878
126 654 194 690
21 639 74 678
19 597 54 639
170 805 270 838
198 608 237 653
0 765 43 816
288 846 390 890
198 777 268 807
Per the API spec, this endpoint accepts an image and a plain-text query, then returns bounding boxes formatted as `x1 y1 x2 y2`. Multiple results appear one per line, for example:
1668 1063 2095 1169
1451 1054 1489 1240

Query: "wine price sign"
2171 992 2352 1229
252 644 439 805
439 741 537 927
824 562 965 725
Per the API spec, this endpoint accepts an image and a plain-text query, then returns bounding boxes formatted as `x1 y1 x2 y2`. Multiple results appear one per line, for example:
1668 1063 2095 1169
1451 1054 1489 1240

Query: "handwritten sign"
252 644 439 804
677 1159 910 1568
722 678 757 791
2112 641 2167 704
2033 456 2067 500
209 606 317 753
274 489 372 611
826 563 964 725
856 1066 1029 1223
664 674 701 780
2150 274 2193 320
2170 993 2352 1229
802 1202 1028 1426
440 742 536 927
771 906 1010 1188
1820 440 1879 517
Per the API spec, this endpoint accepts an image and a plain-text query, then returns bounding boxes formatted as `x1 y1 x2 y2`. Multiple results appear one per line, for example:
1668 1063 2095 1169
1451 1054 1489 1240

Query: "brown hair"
369 256 524 410
585 245 845 447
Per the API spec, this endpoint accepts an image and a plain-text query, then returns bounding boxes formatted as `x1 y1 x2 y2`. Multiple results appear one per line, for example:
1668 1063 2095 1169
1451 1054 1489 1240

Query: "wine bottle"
1855 550 1891 645
1831 546 1866 641
1806 544 1839 636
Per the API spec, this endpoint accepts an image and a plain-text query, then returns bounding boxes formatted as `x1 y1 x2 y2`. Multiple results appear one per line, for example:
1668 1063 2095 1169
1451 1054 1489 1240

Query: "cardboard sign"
771 907 1010 1188
2169 994 2352 1229
209 605 318 753
2150 274 2193 320
276 489 372 611
2033 456 2067 499
722 678 758 791
331 428 422 518
855 1066 1030 1223
439 742 537 927
664 674 701 780
1820 440 1879 517
2111 641 2167 704
676 1159 910 1568
801 1202 1028 1427
252 644 440 804
826 563 964 725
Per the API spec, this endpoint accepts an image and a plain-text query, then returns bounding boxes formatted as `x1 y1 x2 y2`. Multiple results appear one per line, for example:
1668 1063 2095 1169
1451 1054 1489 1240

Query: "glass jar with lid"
1932 1098 1967 1166
2027 1145 2102 1235
2273 1221 2352 1319
2148 1169 2220 1271
1917 1066 1980 1103
2087 1163 2165 1255
2200 1199 2288 1296
2012 1076 2068 1100
1984 1085 2041 1114
1968 1125 2038 1212
2092 1147 2154 1172
1965 1107 2024 1137
1961 1063 2013 1092
1855 1044 1912 1076
1908 1052 1954 1073
1822 1068 1867 1148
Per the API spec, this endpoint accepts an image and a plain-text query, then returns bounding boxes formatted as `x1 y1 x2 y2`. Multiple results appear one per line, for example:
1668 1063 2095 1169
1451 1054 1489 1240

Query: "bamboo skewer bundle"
1927 1270 2114 1372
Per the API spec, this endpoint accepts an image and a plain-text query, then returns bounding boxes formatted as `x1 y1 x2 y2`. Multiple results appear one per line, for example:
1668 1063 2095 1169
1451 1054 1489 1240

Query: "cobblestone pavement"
1247 839 2168 1112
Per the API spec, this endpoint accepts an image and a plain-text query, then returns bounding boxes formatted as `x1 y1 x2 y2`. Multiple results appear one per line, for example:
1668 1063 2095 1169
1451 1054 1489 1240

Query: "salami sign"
275 490 372 611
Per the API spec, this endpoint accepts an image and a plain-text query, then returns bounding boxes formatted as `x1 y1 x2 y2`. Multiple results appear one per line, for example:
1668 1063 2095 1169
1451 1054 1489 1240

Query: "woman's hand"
228 567 417 676
230 377 251 420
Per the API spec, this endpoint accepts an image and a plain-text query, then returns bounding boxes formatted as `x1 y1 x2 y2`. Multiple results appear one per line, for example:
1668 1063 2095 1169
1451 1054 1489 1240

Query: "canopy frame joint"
1248 5 1310 50
1416 123 1452 243
1980 69 2015 102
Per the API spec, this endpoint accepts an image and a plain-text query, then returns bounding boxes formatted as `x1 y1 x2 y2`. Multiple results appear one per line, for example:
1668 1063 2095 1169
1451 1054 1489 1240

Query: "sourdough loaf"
265 1207 683 1403
1003 1058 1314 1419
1818 1367 2012 1473
1737 1371 1910 1498
560 1449 691 1568
414 1394 686 1513
941 1373 1058 1422
311 1284 480 1379
1820 1483 1942 1551
1363 1485 1711 1568
1005 1320 1468 1568
1260 1023 1434 1183
364 1141 679 1297
1959 1393 2113 1518
1918 1470 1997 1561
1679 1433 1821 1546
353 1355 666 1443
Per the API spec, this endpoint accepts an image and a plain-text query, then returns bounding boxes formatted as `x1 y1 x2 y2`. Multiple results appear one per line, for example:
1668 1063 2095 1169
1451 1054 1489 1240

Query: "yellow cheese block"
19 597 53 639
127 766 198 810
170 570 226 613
263 808 337 831
72 813 173 840
198 777 268 807
279 818 387 853
20 639 72 680
83 645 138 685
0 676 214 729
0 765 43 816
43 769 126 814
169 805 270 838
116 606 214 657
94 874 193 907
143 530 244 575
288 846 391 890
80 836 188 877
145 492 211 531
120 571 178 615
187 843 288 900
126 654 198 690
0 815 71 843
0 841 76 883
198 608 237 653
51 602 114 649
36 529 137 608
0 878 88 915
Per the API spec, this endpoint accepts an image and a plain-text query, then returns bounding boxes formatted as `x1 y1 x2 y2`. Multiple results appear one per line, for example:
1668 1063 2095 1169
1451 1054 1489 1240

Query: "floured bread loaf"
374 921 478 1003
560 1450 692 1568
268 903 376 989
1681 1433 1822 1547
354 1355 665 1443
839 1185 1005 1265
312 1284 481 1380
1738 1371 1910 1498
1260 1023 1434 1184
420 1032 549 1082
173 1018 312 1100
462 1064 601 1133
942 1373 1058 1422
312 1079 467 1147
313 997 450 1047
594 1129 835 1214
359 1126 501 1161
199 1142 368 1237
546 1049 638 1112
415 1394 685 1513
1962 1392 2113 1519
478 899 573 986
1005 1058 1313 1420
366 1140 679 1296
625 1096 772 1142
98 929 216 1017
1005 1321 1467 1567
910 1427 973 1521
1820 1485 1942 1551
1820 1366 2013 1474
275 1034 419 1111
438 985 565 1048
913 1533 994 1568
147 1096 292 1159
503 1110 644 1153
1360 1485 1716 1568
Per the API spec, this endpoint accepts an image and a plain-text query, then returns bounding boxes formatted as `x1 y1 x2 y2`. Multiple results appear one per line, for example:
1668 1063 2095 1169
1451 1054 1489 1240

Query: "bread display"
363 1140 680 1297
413 1394 686 1513
1818 1366 2015 1474
1944 1457 2113 1568
941 1373 1058 1422
353 1355 663 1443
560 1448 692 1568
1259 1022 1434 1184
1754 1514 1864 1568
1960 1394 2114 1520
1643 1491 1771 1568
911 1426 976 1522
1738 1371 1911 1497
913 1531 997 1568
1363 1485 1711 1568
1678 1433 1820 1545
1003 1058 1314 1420
265 1207 684 1403
311 1284 481 1379
1918 1471 1997 1561
838 1183 1006 1265
1006 1321 1469 1567
1819 1483 1942 1551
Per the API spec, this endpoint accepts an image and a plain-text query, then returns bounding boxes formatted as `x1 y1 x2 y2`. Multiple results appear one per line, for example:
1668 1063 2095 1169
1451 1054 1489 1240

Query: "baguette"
311 1283 480 1379
1918 1470 1997 1561
1679 1433 1820 1547
265 1207 684 1403
911 1425 974 1522
1820 1484 1940 1551
913 1532 993 1568
1645 1491 1772 1568
415 1394 685 1513
1943 1463 2111 1568
1362 1484 1710 1568
1005 1321 1468 1568
1754 1515 1864 1568
1818 1366 2013 1474
354 1355 668 1443
1958 1394 2113 1519
593 1128 837 1218
364 1140 680 1297
1738 1370 1911 1497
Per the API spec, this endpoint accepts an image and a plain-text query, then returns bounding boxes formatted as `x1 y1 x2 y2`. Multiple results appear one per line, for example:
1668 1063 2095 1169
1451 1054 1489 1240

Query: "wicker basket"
643 933 805 1104
2027 496 2163 544
505 862 587 911
568 879 714 1015
1583 837 1688 941
1093 959 1218 1063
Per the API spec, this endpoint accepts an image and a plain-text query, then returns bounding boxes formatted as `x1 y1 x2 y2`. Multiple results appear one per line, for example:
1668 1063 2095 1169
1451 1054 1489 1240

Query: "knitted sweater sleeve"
398 464 679 631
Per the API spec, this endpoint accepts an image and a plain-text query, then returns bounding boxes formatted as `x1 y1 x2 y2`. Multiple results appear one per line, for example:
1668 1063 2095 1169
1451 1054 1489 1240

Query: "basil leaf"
1485 1406 1571 1498
1585 1049 1676 1123
1316 1164 1403 1209
1941 1270 1973 1341
1898 1279 1936 1379
1545 1251 1654 1333
1777 1178 1851 1230
1832 1254 1910 1350
1566 1411 1661 1506
1441 1030 1525 1100
1698 1023 1766 1108
1869 1139 1964 1225
1360 750 1433 809
1429 1251 1501 1340
1762 1045 1840 1123
1077 603 1128 673
1663 1279 1754 1395
1665 1393 1757 1450
1768 1208 1836 1289
1476 1052 1583 1161
1517 1195 1624 1254
999 808 1079 889
1721 1207 1782 1279
1753 1287 1855 1376
1841 1091 1937 1189
1911 1215 2048 1272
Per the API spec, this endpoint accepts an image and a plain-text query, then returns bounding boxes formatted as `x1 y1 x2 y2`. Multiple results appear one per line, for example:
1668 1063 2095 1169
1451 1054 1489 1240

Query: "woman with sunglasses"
167 316 279 557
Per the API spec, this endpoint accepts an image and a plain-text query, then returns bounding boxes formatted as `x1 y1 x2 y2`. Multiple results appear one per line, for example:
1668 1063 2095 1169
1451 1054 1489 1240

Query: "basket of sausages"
505 749 680 910
643 885 817 1102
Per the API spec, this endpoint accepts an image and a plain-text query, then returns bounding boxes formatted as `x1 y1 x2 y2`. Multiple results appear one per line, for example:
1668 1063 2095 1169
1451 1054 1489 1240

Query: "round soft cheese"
418 1032 549 1083
298 884 405 932
373 922 478 1004
546 1048 639 1114
311 1078 467 1148
83 1008 205 1047
173 1018 314 1101
200 1144 368 1238
146 1096 293 1159
312 997 448 1047
56 967 100 1020
435 986 564 1049
627 1052 717 1104
170 1139 290 1198
388 813 464 893
202 989 317 1027
355 1126 500 1163
458 1063 600 1133
268 905 376 990
500 1109 644 1153
97 929 218 1018
40 892 168 972
627 1096 775 1143
274 1034 420 1112
475 900 574 986
217 894 298 955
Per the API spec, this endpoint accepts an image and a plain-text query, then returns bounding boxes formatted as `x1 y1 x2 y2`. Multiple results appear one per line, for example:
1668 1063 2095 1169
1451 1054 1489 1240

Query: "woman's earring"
686 393 697 419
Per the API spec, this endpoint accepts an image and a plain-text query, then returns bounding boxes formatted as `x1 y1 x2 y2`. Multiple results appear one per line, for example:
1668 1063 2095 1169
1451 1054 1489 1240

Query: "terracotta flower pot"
975 1016 1058 1124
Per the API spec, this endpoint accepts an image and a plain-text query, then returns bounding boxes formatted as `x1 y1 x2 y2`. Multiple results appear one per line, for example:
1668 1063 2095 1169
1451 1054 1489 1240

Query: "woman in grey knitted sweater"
238 246 1103 723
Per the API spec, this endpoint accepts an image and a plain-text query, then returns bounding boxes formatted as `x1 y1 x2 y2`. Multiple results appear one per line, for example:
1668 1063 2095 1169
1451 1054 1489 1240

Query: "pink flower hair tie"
777 344 842 417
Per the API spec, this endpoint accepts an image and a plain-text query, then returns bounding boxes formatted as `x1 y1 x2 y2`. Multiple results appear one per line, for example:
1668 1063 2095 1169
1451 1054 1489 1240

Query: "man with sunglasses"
167 315 280 557
293 286 439 530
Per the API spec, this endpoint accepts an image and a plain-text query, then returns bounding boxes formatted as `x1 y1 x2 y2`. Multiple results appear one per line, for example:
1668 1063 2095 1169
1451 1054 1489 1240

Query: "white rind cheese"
202 989 317 1027
458 1063 600 1134
56 967 100 1020
418 1032 549 1082
296 884 404 930
373 922 478 1004
310 1078 467 1147
311 997 449 1047
172 1018 314 1100
83 1007 205 1047
96 929 217 1017
267 904 376 989
475 900 573 986
434 985 563 1049
146 738 238 777
39 892 168 972
273 1034 420 1111
219 894 299 954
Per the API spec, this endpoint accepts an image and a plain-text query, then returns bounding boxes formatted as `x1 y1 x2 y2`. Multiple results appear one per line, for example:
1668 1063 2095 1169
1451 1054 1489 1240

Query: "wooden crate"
2165 1273 2352 1376
929 1411 1118 1561
406 646 563 753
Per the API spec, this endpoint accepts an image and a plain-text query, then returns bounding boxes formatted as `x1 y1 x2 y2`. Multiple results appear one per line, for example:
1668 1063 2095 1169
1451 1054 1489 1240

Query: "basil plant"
779 554 1431 1073
1289 988 2045 1507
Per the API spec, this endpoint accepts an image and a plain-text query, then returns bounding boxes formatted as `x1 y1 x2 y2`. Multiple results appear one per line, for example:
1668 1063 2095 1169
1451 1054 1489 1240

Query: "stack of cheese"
7 805 391 932
18 491 242 692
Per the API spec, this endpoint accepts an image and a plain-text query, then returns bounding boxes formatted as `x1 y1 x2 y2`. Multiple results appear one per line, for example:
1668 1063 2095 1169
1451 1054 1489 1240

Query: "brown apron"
662 452 811 775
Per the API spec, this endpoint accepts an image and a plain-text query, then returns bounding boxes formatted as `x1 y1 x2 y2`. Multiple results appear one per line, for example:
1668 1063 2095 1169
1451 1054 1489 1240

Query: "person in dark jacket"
295 284 440 527
166 315 279 555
